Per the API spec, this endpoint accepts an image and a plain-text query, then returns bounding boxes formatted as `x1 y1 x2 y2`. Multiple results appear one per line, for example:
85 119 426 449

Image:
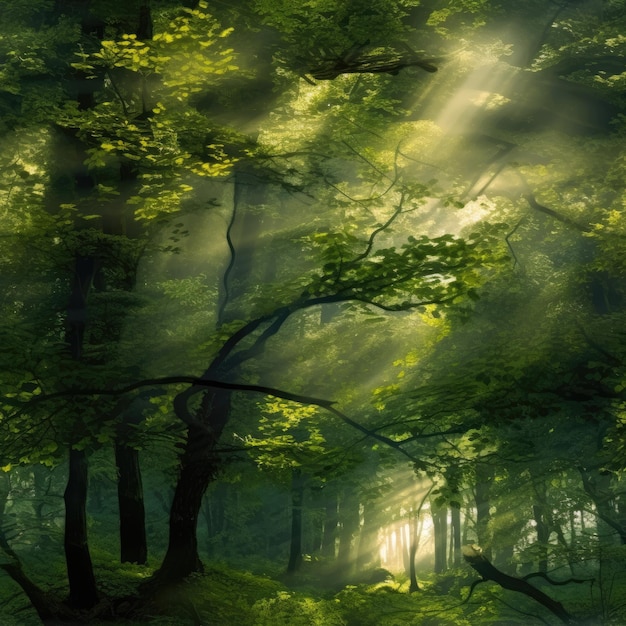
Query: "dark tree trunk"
115 442 147 564
64 448 98 609
286 468 304 574
152 389 231 585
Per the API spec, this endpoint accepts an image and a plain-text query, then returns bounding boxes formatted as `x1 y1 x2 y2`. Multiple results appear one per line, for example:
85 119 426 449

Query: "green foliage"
1 0 626 624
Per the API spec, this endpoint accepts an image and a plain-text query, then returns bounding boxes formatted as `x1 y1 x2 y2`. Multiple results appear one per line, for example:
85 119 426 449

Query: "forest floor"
1 549 619 626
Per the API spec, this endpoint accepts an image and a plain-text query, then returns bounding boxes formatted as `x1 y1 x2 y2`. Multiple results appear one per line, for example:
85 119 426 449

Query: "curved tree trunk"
152 389 231 586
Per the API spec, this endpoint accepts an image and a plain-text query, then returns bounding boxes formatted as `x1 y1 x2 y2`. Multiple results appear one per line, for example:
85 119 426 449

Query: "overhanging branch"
10 375 432 465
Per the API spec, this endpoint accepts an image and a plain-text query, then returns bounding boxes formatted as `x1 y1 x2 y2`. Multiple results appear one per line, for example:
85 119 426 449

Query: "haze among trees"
1 0 626 624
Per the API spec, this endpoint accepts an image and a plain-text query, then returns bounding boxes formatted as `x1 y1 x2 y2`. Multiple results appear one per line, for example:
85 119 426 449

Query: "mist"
1 1 625 624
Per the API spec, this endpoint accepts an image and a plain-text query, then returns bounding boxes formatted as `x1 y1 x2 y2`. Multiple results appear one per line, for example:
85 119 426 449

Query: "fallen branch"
462 545 574 624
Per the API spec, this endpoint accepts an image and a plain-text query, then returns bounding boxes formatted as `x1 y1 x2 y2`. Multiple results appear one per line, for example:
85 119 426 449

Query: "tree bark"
64 448 98 609
115 442 147 564
152 389 231 586
286 468 304 573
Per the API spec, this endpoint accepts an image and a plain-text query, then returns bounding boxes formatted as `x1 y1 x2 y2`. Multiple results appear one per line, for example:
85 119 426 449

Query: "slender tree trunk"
115 442 147 564
287 468 304 573
64 448 98 609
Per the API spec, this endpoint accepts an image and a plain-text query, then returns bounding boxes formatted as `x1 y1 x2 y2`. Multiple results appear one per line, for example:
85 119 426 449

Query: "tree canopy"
1 0 626 624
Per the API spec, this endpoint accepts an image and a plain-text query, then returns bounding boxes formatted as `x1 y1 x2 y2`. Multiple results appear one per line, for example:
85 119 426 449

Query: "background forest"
1 0 626 624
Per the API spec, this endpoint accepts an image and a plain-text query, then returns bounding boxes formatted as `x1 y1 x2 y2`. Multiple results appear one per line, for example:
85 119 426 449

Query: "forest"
1 0 626 624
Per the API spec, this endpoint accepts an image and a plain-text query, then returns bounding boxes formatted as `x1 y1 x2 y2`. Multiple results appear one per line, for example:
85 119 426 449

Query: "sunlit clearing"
367 471 435 574
378 516 434 572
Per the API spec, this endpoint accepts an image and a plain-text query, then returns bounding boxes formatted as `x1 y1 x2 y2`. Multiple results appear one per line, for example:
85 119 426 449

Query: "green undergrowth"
3 548 626 625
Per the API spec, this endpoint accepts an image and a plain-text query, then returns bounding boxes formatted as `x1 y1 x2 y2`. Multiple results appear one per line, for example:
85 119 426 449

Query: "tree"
2 0 626 623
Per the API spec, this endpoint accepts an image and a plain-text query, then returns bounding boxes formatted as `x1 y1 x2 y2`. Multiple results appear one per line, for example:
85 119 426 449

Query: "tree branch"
11 376 431 466
462 545 574 624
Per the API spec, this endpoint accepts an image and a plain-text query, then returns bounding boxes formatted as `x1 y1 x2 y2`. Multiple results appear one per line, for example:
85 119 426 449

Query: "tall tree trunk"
152 389 231 585
62 252 99 608
286 468 304 573
64 448 98 609
115 442 147 564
